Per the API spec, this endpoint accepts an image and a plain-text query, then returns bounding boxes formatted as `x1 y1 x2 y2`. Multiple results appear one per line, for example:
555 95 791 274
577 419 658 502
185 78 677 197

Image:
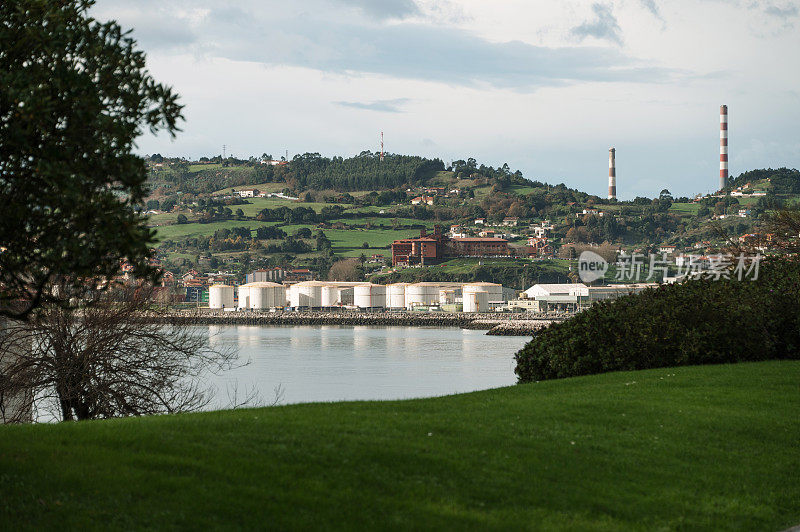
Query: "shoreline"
153 310 563 336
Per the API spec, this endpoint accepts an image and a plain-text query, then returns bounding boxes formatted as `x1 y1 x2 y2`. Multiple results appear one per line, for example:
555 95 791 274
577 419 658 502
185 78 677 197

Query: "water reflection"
202 325 529 408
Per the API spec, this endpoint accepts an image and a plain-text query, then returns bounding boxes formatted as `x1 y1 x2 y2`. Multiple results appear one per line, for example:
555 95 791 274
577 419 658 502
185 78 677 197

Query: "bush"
514 258 800 382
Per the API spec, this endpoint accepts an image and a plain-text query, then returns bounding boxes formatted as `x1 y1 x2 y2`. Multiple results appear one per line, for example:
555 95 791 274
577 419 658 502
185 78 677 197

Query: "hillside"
143 155 800 283
1 361 798 530
731 167 800 194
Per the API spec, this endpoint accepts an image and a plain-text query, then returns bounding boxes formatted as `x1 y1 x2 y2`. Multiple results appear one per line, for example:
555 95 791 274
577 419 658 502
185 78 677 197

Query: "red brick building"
391 226 510 266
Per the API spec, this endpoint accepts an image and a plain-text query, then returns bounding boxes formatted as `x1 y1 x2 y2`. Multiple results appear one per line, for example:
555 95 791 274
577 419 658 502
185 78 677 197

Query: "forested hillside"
285 152 444 190
146 151 541 196
731 167 800 193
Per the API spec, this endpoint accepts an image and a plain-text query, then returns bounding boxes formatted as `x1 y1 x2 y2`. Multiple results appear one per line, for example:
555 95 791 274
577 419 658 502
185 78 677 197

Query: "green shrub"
514 258 800 382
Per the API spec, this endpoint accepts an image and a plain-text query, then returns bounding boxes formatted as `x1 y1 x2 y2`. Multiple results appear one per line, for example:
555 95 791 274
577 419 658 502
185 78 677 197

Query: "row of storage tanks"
208 281 504 312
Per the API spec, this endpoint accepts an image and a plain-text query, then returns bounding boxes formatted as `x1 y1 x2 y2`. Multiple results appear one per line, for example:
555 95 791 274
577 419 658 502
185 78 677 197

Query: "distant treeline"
371 263 569 289
148 151 542 195
284 152 445 191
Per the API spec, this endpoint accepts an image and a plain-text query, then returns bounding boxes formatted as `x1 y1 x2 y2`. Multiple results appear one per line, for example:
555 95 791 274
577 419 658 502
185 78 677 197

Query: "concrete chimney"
608 148 617 200
720 105 728 191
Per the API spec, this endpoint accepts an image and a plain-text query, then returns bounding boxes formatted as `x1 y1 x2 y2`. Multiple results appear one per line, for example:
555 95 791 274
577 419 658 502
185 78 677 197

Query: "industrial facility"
204 279 655 314
512 283 655 312
206 280 510 312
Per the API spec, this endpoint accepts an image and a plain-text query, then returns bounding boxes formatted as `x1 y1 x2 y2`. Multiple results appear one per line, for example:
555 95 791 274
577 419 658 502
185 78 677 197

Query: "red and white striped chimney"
720 105 728 191
608 147 616 200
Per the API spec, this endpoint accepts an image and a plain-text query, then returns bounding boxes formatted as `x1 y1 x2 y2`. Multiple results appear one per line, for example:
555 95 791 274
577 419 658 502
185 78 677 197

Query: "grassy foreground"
1 361 798 530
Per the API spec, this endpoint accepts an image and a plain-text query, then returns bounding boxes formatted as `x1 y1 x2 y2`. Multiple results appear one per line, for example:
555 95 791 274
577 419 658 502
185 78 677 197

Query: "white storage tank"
386 283 409 309
353 284 386 309
465 282 503 303
462 284 490 313
289 281 323 308
209 284 234 309
237 285 251 310
321 285 340 308
405 283 441 309
247 282 286 309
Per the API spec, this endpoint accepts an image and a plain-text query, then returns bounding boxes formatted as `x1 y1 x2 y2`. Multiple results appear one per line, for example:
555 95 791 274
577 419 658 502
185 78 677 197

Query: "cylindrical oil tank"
464 282 503 303
237 285 251 310
247 282 286 309
405 283 441 309
462 285 489 313
321 285 340 307
209 284 234 309
353 284 386 308
289 281 323 308
386 283 408 309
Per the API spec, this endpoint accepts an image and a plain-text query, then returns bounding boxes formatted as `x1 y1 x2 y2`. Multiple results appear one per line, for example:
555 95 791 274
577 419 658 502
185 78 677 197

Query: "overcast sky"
92 0 800 198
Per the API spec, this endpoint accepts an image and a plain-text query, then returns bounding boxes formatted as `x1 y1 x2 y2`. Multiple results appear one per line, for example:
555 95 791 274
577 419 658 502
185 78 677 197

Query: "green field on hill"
2 361 797 530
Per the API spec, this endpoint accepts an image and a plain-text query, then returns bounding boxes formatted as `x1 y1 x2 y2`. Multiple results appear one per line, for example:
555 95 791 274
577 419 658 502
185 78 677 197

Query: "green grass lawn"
669 202 701 215
146 211 185 225
0 361 797 529
325 228 417 256
507 184 545 196
188 163 222 172
154 220 283 241
209 182 286 196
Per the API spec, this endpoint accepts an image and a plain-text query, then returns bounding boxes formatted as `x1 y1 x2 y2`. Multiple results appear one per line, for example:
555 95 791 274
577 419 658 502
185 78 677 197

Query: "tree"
293 227 312 239
328 259 363 282
0 1 183 319
176 214 188 224
0 284 237 422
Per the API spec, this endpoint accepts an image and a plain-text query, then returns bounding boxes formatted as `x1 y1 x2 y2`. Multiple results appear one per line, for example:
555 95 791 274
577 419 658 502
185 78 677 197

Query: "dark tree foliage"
515 258 800 383
286 152 445 191
256 226 287 240
0 0 183 318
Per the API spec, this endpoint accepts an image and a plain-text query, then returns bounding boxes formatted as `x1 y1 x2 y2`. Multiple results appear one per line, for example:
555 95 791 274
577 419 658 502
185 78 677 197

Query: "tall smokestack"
608 148 616 200
720 105 728 191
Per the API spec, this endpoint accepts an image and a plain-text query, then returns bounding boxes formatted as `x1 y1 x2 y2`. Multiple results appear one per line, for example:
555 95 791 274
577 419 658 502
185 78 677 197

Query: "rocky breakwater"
156 310 560 333
477 319 557 336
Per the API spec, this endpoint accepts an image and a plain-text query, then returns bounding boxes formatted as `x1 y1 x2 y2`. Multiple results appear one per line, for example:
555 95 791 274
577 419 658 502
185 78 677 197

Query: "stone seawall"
152 311 562 336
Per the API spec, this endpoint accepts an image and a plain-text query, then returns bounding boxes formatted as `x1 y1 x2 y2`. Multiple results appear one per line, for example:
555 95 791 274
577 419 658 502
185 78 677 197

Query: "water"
203 325 530 407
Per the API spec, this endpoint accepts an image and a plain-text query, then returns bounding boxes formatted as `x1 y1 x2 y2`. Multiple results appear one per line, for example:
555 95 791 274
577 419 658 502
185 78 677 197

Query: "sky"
92 0 800 199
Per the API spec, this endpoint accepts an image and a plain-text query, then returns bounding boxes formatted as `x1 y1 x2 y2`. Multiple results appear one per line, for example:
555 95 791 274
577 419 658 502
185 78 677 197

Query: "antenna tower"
380 131 385 162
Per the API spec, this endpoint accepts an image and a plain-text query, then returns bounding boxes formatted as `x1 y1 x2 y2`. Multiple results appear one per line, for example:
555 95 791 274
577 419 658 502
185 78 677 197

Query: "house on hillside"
659 245 677 255
411 196 434 206
237 189 259 198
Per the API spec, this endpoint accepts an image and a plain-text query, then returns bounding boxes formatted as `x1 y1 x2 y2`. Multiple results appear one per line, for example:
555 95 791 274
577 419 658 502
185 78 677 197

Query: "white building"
523 283 589 300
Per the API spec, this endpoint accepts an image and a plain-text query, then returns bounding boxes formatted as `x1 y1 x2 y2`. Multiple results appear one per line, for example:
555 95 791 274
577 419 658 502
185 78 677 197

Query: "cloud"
334 0 420 19
570 3 624 46
761 1 799 17
333 98 412 112
639 0 664 21
93 1 675 91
